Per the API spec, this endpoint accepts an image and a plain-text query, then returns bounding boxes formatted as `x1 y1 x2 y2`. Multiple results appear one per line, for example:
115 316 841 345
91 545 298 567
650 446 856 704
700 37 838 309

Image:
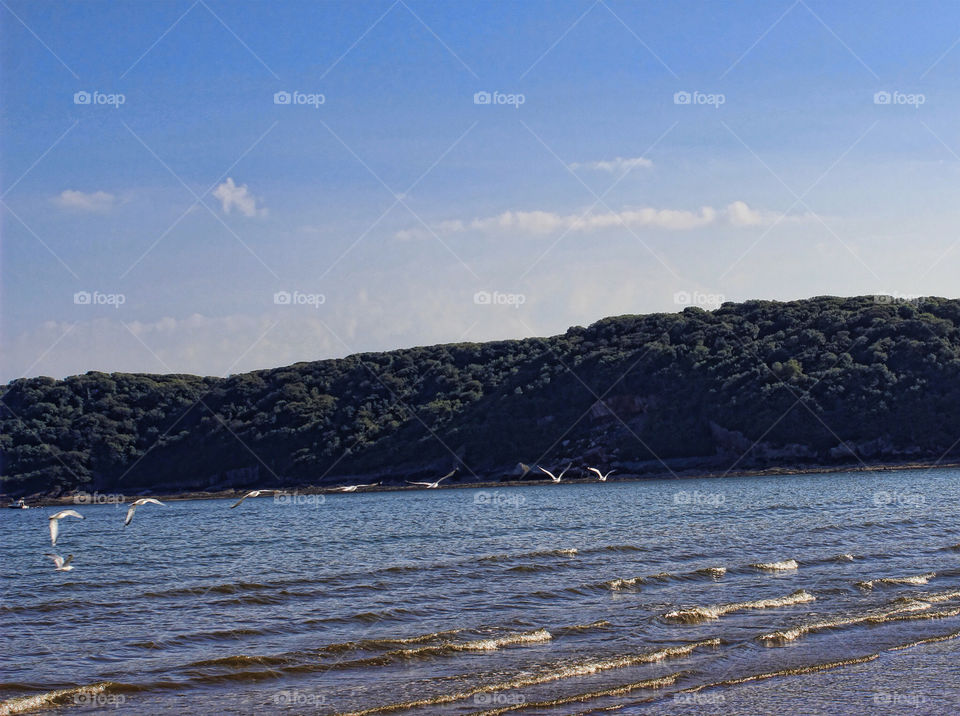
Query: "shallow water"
2 468 959 714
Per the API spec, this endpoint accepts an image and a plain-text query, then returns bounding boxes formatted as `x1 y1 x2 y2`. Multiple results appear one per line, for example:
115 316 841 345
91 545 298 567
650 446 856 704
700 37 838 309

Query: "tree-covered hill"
3 296 960 497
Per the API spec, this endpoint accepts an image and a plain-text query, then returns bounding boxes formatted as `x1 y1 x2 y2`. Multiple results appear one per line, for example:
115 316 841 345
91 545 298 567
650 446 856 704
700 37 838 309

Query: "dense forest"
3 296 960 497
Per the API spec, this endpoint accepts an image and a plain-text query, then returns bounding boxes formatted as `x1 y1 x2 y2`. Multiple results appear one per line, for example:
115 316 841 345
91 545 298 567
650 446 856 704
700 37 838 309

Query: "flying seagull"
335 483 380 492
538 465 570 483
230 490 276 509
588 467 615 482
48 509 84 546
45 553 75 571
407 468 458 489
124 498 166 526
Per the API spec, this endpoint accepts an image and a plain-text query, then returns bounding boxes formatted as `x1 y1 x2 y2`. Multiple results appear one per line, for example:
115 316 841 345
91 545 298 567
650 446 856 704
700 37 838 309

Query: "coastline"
8 457 960 508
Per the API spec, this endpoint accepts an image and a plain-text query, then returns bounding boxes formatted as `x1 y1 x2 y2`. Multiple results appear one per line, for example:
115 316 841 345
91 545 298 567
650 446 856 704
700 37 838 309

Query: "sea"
2 468 959 714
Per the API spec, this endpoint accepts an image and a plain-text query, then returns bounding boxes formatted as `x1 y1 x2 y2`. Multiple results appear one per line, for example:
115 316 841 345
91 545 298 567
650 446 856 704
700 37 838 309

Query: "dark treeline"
3 296 960 497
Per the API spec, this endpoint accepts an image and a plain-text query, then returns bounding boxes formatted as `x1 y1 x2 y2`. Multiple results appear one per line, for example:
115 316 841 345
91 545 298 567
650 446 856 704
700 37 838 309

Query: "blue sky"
2 0 959 381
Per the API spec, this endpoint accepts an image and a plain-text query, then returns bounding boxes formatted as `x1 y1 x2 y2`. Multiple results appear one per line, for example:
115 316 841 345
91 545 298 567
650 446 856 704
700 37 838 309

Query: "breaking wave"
664 590 815 623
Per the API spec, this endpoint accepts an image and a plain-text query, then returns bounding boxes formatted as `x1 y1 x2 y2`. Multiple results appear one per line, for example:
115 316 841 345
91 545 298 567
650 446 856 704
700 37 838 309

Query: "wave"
471 673 682 715
387 628 551 658
602 565 727 591
476 548 578 563
664 590 815 623
605 576 646 590
696 566 727 578
677 653 880 695
889 629 960 651
129 626 267 649
750 559 799 571
759 595 960 643
505 563 558 574
857 572 935 589
0 682 134 716
343 639 720 715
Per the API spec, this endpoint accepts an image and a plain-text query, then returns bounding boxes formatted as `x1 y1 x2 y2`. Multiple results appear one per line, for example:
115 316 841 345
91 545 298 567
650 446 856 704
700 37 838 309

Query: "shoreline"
6 458 959 508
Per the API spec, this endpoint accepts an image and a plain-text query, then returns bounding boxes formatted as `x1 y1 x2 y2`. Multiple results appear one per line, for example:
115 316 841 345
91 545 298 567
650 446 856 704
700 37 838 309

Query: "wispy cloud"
395 201 810 240
568 156 654 172
212 177 267 217
54 189 117 212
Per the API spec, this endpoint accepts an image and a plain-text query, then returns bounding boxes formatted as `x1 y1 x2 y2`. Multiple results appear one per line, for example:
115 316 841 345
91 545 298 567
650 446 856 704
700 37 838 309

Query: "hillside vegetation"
3 296 960 496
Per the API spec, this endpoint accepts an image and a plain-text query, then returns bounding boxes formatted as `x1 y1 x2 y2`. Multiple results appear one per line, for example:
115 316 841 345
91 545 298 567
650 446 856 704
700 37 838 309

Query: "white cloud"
212 178 267 217
568 156 654 172
54 189 117 212
396 201 820 240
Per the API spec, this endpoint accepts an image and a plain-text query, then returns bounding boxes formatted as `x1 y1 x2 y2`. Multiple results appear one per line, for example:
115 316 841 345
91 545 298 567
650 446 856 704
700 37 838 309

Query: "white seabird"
48 509 84 546
230 490 276 509
407 468 457 489
587 467 615 481
538 465 569 483
124 498 167 526
45 553 75 571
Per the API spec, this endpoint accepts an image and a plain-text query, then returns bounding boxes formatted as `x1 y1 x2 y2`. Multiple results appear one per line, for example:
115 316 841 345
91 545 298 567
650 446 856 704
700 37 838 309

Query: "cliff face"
3 296 960 496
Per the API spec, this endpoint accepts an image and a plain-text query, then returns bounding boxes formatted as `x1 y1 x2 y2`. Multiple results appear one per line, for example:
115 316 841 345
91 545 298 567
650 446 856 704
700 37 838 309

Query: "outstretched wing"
230 494 248 509
124 503 138 526
49 518 59 546
62 554 75 568
587 467 603 479
407 481 432 487
45 553 63 568
140 498 166 507
537 465 557 481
